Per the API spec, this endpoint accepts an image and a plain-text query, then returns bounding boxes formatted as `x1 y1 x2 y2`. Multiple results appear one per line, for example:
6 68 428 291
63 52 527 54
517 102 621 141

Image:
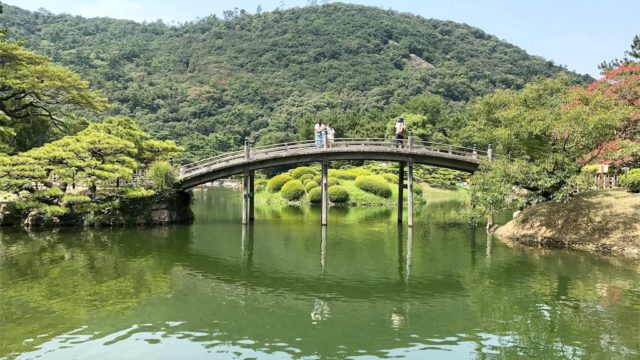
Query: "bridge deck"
178 138 490 190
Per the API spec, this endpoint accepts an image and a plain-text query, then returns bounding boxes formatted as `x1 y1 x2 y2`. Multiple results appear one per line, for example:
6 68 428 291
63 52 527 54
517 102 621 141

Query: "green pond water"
0 188 639 359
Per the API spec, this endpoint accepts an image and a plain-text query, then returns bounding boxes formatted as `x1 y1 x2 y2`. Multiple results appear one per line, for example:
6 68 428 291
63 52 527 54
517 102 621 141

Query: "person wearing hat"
394 116 405 148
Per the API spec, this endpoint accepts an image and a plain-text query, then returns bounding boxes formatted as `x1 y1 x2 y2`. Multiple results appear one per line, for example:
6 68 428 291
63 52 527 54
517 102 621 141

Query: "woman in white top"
326 123 335 148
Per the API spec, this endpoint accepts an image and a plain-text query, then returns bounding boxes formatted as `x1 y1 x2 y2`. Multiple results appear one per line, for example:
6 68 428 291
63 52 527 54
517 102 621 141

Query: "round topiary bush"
305 180 320 192
291 166 317 179
267 173 293 193
621 169 640 193
355 175 392 198
327 176 340 186
280 180 306 200
328 185 349 204
312 174 322 184
308 187 322 203
299 173 315 183
381 173 398 184
255 179 268 192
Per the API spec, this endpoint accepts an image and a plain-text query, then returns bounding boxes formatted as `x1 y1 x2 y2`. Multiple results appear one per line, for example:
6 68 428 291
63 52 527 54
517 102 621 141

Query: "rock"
0 203 17 226
512 210 521 219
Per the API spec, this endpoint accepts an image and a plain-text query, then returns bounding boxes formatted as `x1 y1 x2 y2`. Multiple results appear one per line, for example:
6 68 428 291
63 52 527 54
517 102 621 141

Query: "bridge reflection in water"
180 136 493 227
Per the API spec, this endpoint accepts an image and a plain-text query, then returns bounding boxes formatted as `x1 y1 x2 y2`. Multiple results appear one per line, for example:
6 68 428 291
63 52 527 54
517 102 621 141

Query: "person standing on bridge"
326 123 335 148
314 120 325 147
394 116 405 148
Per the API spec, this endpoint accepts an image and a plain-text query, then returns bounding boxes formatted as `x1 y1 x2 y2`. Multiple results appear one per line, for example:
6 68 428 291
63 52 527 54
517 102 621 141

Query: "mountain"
0 3 591 161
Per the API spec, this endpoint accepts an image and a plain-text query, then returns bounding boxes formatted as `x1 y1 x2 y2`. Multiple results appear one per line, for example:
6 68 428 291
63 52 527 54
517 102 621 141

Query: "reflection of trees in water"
0 226 192 356
459 248 640 357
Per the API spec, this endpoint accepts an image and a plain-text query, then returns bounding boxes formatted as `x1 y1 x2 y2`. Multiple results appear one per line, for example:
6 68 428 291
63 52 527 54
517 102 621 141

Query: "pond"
1 188 638 359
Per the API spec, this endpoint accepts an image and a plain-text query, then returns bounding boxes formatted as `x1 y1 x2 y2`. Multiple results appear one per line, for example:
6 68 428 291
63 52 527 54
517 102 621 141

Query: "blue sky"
4 0 639 78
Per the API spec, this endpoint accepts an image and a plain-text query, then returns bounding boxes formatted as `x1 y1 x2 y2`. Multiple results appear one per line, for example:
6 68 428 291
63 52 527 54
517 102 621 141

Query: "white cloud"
73 0 146 22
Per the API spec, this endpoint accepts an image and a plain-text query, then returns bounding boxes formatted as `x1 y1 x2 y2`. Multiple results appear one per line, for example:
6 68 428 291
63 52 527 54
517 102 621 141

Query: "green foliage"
0 3 583 160
119 187 155 199
419 167 467 189
308 187 322 203
33 188 64 200
61 194 92 205
299 173 315 184
280 180 305 201
620 169 640 193
312 174 322 183
0 33 107 153
267 173 293 193
330 168 373 180
327 176 340 187
581 164 600 175
355 175 392 198
291 167 317 179
255 179 268 192
146 161 176 193
380 173 398 184
328 185 349 203
305 180 319 192
465 76 629 211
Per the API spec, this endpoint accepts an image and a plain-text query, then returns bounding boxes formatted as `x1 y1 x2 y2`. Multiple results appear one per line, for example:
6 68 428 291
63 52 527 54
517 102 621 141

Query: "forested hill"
0 3 590 161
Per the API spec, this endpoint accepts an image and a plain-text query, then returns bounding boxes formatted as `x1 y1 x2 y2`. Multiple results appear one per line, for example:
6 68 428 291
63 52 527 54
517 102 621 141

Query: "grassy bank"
495 189 640 258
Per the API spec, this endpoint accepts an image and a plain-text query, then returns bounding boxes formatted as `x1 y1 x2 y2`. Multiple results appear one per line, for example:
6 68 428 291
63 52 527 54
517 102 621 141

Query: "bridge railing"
179 138 491 178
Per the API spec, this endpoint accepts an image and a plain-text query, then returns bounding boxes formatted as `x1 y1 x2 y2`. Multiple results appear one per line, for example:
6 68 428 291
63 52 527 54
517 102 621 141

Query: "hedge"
280 180 306 200
291 166 317 179
381 173 398 184
621 169 640 193
299 173 315 183
305 180 320 191
255 179 268 192
355 175 392 198
267 173 293 193
308 187 322 203
328 185 349 203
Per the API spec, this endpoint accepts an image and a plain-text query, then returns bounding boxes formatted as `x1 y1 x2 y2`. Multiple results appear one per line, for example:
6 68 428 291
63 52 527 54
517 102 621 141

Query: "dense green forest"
0 3 590 161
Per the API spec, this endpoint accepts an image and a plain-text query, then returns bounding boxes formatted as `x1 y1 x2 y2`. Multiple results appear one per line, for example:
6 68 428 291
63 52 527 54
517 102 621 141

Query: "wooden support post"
249 171 255 222
242 171 249 225
486 144 494 231
407 160 414 227
397 162 405 223
321 160 328 226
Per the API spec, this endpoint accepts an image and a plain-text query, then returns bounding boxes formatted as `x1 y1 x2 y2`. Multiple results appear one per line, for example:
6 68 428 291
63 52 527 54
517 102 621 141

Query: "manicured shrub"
120 187 155 198
61 194 92 205
305 180 320 191
355 175 392 198
328 185 349 203
349 168 373 177
33 187 64 200
280 180 305 200
312 174 322 183
621 169 640 193
291 166 317 179
308 187 322 203
299 173 315 183
381 173 398 184
267 173 293 193
328 176 340 186
255 179 268 192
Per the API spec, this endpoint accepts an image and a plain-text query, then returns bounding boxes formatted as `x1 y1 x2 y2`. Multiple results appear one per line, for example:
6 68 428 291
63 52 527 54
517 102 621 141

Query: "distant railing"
178 137 492 179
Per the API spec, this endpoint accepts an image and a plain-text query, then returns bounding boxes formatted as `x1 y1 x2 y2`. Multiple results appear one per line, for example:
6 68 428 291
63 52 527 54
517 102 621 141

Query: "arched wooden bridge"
177 137 493 227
